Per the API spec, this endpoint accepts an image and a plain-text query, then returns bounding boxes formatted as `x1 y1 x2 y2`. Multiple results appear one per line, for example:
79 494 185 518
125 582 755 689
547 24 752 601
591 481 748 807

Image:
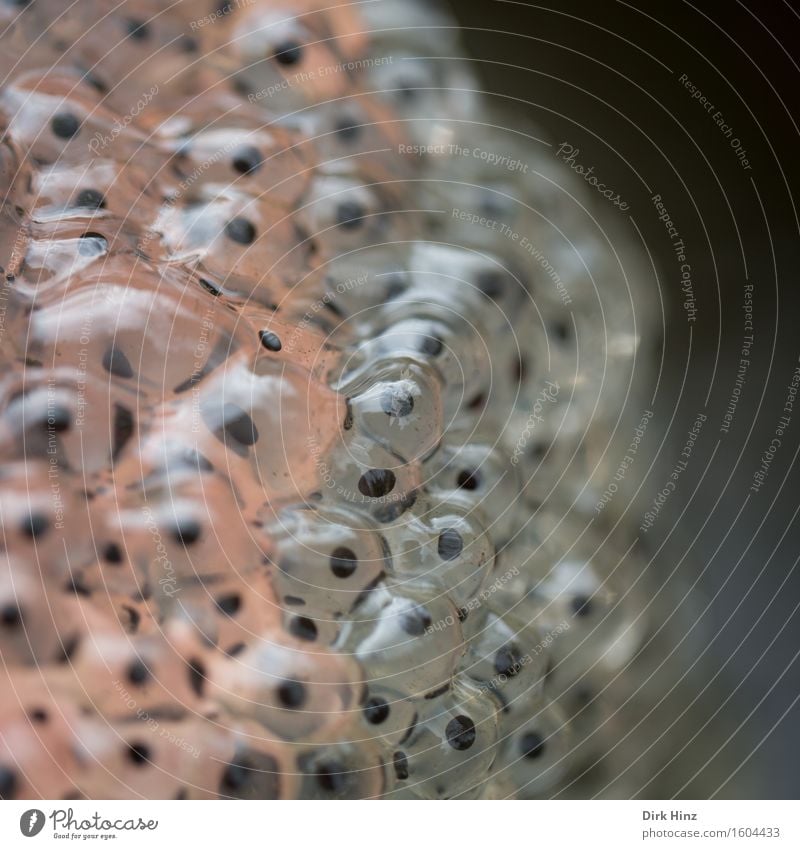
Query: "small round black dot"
400 603 432 636
225 216 256 245
330 546 357 579
28 708 48 723
0 765 17 799
173 519 202 546
258 330 282 351
0 604 22 628
46 404 72 432
273 40 303 66
494 645 522 678
437 528 463 561
277 679 306 709
220 756 251 794
77 232 108 256
22 513 49 539
520 731 545 759
102 345 134 379
456 469 480 491
75 189 105 209
127 659 150 685
127 742 151 766
51 112 80 139
397 80 419 103
336 199 366 230
219 404 259 446
179 35 198 53
393 751 409 780
420 335 443 356
380 386 414 417
199 278 222 297
363 696 390 725
187 658 206 697
215 593 241 616
334 117 361 143
552 321 570 342
477 271 504 299
445 715 476 750
571 595 592 618
289 616 318 642
103 542 123 564
315 760 347 794
385 275 407 299
232 145 262 175
357 468 396 498
125 18 150 40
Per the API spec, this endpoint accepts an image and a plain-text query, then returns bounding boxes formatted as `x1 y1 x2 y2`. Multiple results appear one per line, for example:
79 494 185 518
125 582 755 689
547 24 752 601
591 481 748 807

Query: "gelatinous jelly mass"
0 0 653 799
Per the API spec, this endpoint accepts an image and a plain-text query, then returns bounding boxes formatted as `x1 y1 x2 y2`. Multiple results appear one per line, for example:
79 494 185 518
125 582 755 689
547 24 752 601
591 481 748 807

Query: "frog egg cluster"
0 0 653 800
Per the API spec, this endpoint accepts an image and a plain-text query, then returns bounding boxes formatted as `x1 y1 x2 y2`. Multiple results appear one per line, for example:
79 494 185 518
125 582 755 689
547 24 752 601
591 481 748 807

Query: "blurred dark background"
447 0 800 798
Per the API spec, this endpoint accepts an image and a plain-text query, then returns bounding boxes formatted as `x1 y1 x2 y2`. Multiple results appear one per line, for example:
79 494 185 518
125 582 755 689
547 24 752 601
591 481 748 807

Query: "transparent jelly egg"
335 583 464 698
388 676 499 799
